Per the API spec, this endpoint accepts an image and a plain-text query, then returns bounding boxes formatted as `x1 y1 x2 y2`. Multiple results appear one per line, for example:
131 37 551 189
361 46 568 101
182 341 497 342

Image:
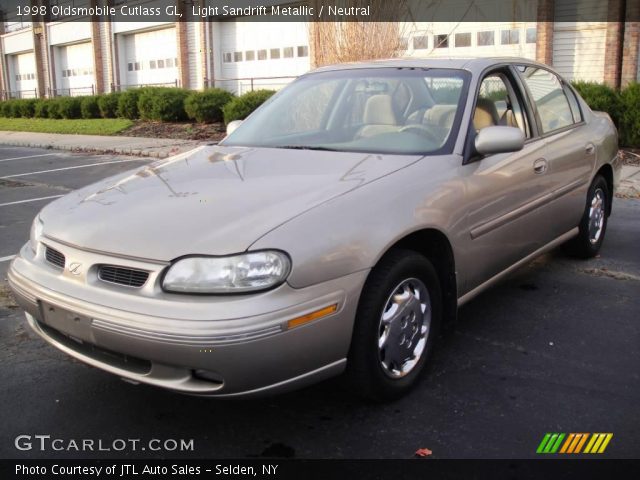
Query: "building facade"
0 0 638 100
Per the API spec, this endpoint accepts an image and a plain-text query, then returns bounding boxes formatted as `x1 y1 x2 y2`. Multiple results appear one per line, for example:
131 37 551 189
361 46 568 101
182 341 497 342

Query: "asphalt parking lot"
0 145 638 459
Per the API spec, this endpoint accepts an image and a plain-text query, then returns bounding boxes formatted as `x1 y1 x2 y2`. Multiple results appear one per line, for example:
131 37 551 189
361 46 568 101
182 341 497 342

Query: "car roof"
311 57 548 74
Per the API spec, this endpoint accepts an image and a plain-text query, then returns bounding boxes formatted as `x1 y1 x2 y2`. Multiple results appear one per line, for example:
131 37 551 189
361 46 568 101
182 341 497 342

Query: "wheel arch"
595 163 614 216
376 228 458 333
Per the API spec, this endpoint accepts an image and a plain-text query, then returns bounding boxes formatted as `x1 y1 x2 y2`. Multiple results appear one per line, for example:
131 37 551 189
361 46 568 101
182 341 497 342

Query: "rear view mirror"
226 120 243 136
475 126 525 155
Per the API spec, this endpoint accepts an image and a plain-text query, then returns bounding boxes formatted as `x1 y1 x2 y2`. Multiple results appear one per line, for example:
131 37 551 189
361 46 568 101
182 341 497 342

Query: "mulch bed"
121 120 227 142
620 149 640 166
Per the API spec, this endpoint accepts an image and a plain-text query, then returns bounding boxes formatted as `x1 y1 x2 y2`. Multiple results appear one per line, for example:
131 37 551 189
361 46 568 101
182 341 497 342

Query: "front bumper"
8 240 368 397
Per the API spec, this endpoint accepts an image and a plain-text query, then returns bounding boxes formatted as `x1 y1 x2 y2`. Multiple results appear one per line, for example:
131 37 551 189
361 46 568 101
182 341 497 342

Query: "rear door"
516 65 594 243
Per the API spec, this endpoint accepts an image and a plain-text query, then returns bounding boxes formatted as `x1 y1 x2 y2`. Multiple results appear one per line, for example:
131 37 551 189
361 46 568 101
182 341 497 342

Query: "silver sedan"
9 58 620 400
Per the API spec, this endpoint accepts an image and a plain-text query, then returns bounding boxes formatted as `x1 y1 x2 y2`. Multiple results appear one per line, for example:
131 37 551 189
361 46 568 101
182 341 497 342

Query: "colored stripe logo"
536 433 613 454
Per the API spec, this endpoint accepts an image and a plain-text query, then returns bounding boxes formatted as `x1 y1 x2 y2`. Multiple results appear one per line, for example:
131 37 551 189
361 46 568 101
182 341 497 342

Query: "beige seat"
423 104 457 130
499 109 520 129
357 94 399 138
473 97 500 131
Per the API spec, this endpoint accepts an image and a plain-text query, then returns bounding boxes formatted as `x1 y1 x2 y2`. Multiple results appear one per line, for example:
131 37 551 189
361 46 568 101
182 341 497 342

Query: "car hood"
40 145 422 260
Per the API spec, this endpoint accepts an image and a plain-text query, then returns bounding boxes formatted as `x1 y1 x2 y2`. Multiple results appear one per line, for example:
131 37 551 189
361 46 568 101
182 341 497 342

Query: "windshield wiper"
274 145 339 151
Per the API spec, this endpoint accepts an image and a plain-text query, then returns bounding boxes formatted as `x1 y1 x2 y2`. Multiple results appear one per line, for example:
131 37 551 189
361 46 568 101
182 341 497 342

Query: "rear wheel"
346 250 442 401
564 175 609 258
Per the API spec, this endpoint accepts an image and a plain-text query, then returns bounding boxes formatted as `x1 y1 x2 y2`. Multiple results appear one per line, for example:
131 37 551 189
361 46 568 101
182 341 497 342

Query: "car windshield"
222 68 470 155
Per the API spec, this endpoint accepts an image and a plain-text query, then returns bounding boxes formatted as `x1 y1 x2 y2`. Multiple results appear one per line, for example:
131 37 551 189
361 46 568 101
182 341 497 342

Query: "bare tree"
309 0 409 67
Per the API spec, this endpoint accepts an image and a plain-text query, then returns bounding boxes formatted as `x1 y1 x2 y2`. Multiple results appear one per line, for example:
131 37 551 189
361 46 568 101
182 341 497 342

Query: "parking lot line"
0 153 57 163
0 255 16 263
0 159 142 179
0 194 65 207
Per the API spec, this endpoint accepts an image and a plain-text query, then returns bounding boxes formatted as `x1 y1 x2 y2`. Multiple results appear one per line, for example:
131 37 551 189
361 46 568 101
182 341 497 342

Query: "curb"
0 139 200 159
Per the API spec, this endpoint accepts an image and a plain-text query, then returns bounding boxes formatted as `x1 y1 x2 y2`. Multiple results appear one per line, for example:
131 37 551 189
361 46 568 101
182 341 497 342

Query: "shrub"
80 96 101 119
572 81 622 128
15 99 37 118
138 87 189 122
98 92 122 118
34 99 50 118
136 87 158 120
57 96 82 119
47 98 63 119
0 100 23 118
0 101 10 117
184 88 234 123
619 82 640 148
222 89 276 124
117 89 141 119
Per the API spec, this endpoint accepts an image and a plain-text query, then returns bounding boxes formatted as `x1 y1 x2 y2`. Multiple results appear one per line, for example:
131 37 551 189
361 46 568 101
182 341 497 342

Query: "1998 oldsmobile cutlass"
9 58 620 400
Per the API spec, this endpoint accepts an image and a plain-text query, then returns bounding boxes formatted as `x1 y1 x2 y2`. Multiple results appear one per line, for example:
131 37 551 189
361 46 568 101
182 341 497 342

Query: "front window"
223 68 470 155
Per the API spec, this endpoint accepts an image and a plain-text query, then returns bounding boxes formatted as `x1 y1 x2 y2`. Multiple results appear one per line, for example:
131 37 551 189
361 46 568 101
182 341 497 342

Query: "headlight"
29 215 44 253
162 251 291 294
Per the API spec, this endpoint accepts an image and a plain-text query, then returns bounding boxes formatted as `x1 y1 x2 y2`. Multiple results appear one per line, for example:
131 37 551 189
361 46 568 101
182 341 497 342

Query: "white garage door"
552 0 607 82
10 52 37 98
122 27 178 88
219 20 310 94
56 42 94 96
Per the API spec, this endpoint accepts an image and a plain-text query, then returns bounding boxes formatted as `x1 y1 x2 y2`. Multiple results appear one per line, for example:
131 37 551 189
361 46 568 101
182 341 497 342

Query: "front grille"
98 265 149 288
45 245 65 269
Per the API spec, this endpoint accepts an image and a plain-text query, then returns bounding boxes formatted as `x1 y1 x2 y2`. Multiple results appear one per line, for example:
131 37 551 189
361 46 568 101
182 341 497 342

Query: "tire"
563 175 609 258
345 249 442 401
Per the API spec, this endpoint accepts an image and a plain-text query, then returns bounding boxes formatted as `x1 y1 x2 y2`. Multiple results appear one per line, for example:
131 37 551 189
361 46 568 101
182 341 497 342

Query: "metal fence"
205 76 298 95
0 89 37 100
110 80 179 91
48 86 95 97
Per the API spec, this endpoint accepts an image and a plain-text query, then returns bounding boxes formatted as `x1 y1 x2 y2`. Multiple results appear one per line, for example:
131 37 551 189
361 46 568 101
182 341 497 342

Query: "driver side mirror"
226 120 243 136
474 126 524 156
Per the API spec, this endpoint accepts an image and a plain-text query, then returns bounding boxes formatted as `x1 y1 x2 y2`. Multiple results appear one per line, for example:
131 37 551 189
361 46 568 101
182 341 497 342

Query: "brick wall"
603 0 625 88
621 1 640 87
536 0 554 65
176 1 189 88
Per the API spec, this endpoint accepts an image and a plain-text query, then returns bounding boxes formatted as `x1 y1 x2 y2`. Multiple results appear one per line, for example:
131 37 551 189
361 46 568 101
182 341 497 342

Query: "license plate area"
40 301 93 343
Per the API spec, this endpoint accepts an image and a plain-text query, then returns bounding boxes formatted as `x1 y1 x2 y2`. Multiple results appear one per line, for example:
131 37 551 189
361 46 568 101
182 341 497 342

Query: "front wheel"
563 175 609 258
346 250 442 401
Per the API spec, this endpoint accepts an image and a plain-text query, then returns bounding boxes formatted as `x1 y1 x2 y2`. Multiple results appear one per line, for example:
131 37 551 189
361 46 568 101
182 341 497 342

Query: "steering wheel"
399 124 441 143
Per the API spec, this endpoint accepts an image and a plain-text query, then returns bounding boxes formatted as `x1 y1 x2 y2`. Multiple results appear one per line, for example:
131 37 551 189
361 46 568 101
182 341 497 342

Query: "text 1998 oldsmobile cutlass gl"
9 58 620 400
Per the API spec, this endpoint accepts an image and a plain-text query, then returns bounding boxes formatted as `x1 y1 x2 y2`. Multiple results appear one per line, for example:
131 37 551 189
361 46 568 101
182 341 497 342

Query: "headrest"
473 97 500 130
363 95 397 125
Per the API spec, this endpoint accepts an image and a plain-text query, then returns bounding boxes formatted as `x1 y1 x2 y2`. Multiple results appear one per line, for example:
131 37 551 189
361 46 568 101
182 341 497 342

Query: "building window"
455 32 471 47
501 29 520 45
270 48 281 59
234 51 243 62
477 31 494 46
134 62 141 71
166 58 174 68
150 60 157 69
245 50 255 61
127 63 133 71
223 52 232 63
412 36 428 50
158 59 165 68
434 34 448 48
283 47 294 58
526 27 536 43
398 37 409 51
297 45 308 57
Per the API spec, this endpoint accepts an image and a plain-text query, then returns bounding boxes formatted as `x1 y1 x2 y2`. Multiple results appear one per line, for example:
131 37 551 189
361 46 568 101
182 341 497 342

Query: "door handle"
533 158 548 174
585 144 595 155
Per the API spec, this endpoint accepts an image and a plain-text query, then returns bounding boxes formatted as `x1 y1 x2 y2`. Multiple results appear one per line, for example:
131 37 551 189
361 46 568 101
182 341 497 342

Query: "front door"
457 69 552 294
